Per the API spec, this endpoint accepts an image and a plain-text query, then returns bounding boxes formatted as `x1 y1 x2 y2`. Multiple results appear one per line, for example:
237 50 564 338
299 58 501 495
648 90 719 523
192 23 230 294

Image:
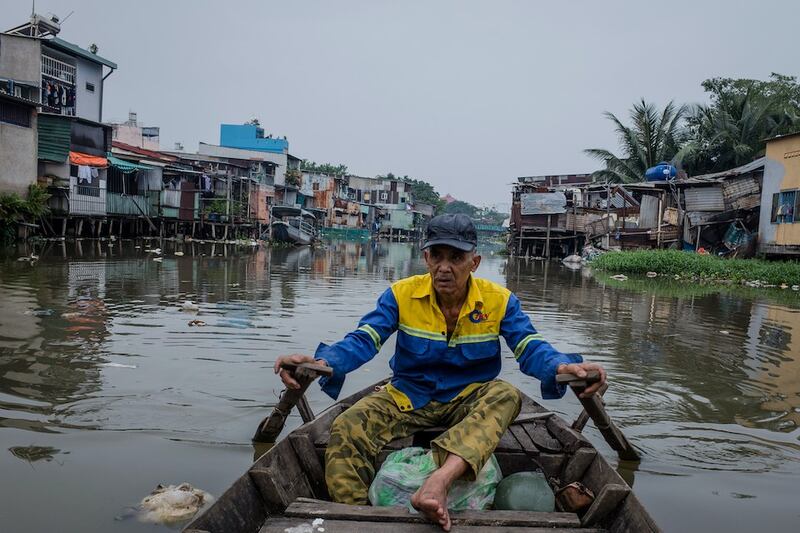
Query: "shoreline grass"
590 250 800 286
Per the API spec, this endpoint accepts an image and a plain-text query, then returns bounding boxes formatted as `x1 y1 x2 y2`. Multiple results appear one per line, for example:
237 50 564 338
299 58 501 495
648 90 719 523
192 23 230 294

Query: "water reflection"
505 258 800 477
0 242 799 533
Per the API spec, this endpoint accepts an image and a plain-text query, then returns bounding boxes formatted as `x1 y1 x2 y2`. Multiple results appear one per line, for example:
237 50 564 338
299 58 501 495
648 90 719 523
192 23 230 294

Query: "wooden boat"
184 374 661 533
270 206 318 245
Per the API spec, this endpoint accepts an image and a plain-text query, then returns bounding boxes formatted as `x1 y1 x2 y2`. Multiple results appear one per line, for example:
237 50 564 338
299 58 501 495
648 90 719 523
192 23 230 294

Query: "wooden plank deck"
261 517 606 533
284 498 582 528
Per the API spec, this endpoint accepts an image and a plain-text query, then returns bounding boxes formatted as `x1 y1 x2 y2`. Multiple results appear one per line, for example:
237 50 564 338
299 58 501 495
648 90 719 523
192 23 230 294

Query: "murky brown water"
1 239 799 533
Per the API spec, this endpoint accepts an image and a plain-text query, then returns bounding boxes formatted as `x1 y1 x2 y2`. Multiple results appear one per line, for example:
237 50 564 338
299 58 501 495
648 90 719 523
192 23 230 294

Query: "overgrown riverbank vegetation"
591 250 800 286
0 185 50 244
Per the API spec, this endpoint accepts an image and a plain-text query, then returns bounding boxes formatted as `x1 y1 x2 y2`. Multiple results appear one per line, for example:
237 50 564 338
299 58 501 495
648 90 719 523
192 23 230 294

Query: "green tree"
585 100 689 183
404 178 444 212
301 160 348 175
679 73 800 174
442 200 478 217
378 173 445 213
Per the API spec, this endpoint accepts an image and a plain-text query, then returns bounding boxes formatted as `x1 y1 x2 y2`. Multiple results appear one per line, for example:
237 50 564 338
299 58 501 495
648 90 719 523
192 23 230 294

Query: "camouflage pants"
325 380 521 505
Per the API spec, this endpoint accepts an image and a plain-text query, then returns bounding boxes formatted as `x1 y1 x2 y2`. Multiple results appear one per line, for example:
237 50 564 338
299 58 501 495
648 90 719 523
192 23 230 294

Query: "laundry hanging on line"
77 165 93 184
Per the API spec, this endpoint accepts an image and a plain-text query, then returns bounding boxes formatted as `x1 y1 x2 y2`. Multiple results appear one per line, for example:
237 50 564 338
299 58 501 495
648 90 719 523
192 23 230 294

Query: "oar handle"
556 370 601 386
279 361 333 378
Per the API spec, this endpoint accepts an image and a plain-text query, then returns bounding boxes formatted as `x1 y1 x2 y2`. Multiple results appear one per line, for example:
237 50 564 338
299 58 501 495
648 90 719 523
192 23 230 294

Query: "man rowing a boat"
275 213 606 531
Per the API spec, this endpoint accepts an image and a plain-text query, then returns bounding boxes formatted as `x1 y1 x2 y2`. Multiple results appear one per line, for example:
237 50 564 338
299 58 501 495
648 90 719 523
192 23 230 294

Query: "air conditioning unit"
380 192 388 201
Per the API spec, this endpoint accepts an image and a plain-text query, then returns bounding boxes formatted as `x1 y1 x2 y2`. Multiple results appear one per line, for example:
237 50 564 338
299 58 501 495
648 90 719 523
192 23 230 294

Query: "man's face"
424 245 481 298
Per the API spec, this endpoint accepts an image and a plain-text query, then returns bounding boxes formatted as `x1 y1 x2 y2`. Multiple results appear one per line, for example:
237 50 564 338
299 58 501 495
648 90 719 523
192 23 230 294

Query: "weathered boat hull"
271 221 314 245
185 381 661 533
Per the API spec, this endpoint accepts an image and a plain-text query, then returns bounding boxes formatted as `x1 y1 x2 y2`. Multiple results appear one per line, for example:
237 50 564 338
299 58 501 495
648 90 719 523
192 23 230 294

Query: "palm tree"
678 87 800 174
585 100 688 183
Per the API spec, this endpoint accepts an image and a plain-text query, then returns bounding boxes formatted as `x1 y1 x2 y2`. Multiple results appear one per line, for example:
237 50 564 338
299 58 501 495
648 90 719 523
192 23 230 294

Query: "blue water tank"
645 162 677 181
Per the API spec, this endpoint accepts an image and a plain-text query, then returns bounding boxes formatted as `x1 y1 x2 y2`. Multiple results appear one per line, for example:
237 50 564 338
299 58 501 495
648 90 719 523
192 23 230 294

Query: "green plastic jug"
493 471 555 512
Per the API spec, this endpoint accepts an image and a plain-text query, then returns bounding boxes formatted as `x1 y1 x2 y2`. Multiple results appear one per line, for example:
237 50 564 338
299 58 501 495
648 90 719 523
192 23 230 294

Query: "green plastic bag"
368 447 502 511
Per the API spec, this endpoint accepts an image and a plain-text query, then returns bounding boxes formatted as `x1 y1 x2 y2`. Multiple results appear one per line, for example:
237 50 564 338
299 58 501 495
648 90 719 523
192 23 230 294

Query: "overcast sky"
4 1 798 208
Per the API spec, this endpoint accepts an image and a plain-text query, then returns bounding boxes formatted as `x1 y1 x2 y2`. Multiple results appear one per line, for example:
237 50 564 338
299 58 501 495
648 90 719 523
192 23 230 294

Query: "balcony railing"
69 184 106 216
42 54 76 85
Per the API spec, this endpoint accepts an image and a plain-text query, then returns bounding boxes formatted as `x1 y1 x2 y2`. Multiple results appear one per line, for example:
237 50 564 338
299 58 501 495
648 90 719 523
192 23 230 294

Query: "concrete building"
0 33 41 195
201 128 302 206
759 132 800 256
110 111 160 150
219 124 287 154
1 14 117 237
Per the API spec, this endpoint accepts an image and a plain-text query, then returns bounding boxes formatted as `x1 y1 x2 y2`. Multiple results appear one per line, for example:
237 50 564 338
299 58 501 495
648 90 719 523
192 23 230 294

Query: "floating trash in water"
137 483 213 525
102 362 137 369
153 257 163 262
188 319 206 327
181 301 200 312
610 274 628 281
174 251 184 256
719 330 730 335
646 271 658 278
25 308 54 316
8 445 62 463
562 254 582 264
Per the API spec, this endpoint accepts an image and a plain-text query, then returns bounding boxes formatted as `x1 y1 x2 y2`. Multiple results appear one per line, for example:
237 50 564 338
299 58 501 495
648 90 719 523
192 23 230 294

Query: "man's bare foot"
411 473 451 531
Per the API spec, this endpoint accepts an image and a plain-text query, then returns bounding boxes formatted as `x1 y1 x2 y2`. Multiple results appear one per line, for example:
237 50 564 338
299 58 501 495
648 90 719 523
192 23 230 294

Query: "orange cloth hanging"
69 151 108 167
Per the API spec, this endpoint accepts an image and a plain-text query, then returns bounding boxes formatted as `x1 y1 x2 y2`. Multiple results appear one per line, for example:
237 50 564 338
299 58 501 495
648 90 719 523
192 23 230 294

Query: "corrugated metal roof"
685 157 765 183
37 113 71 163
107 154 154 173
45 38 117 69
685 187 725 212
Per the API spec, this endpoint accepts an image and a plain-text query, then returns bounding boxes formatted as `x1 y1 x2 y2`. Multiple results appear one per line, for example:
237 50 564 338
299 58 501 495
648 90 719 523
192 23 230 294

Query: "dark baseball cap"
422 214 477 252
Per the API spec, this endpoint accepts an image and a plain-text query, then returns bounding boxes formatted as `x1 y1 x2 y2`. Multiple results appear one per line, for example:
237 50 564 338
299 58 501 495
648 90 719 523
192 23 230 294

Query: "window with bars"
0 100 32 127
772 190 798 224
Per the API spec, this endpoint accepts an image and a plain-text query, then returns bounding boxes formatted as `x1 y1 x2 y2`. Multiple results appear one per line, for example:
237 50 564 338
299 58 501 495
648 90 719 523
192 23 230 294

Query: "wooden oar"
252 361 333 443
556 372 640 461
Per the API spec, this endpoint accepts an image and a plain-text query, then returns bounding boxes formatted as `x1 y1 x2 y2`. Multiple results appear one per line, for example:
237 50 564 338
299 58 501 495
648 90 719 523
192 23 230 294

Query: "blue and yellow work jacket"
316 273 582 411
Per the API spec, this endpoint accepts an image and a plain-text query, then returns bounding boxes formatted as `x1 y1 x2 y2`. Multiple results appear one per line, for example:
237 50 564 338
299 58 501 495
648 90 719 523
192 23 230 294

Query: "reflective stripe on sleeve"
514 333 544 359
358 324 381 351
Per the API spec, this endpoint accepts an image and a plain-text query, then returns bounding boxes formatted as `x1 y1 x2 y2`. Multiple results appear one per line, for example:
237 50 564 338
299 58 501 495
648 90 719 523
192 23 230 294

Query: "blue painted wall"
219 124 288 154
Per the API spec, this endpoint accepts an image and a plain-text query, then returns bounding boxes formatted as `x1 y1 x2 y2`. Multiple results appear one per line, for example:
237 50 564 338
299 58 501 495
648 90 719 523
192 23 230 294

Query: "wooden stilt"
545 215 552 258
76 218 84 238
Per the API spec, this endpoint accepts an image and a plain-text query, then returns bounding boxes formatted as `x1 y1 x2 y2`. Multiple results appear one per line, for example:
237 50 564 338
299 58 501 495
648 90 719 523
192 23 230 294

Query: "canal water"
1 240 799 533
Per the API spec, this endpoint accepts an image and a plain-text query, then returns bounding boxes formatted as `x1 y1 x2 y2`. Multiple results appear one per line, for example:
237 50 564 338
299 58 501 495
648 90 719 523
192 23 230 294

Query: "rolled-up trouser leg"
431 380 521 480
325 389 436 504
